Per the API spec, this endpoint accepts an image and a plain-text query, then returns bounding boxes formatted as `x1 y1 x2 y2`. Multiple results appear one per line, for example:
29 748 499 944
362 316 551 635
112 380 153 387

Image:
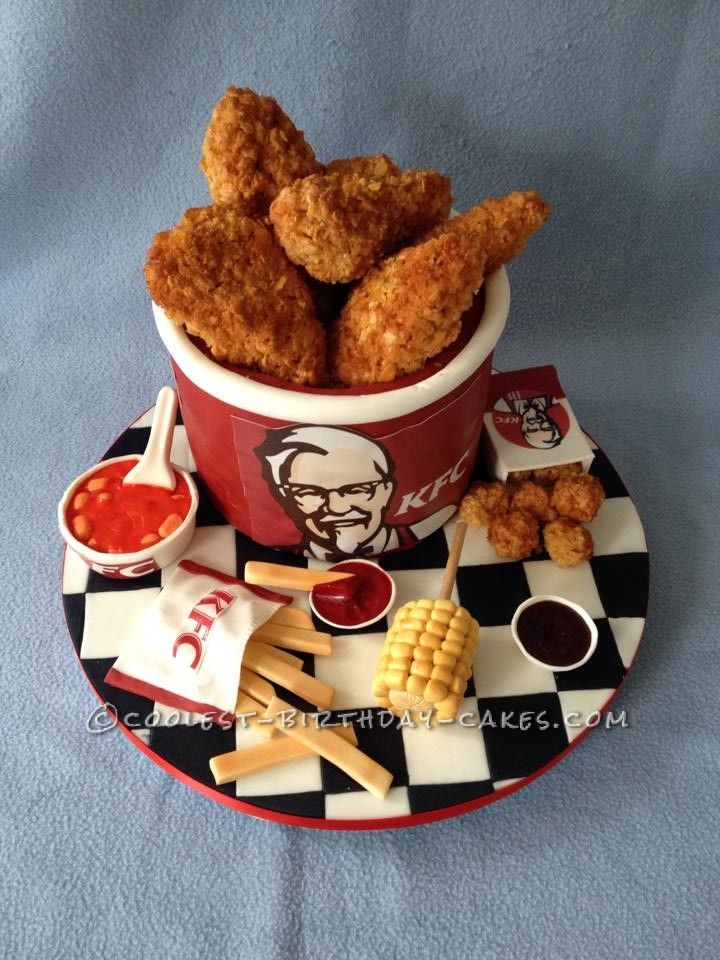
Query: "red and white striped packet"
105 560 290 720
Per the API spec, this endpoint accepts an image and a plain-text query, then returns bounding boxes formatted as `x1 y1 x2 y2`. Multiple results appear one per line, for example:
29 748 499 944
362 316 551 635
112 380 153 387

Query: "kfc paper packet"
105 561 290 718
482 365 594 480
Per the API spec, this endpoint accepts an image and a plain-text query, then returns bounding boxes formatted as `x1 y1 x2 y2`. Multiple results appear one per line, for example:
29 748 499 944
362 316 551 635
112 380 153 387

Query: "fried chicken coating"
324 153 400 178
422 190 551 275
330 232 486 384
269 168 452 283
487 509 540 559
551 473 605 522
531 462 582 486
144 205 326 386
543 518 594 567
459 481 510 527
508 470 533 483
511 481 557 523
200 87 321 215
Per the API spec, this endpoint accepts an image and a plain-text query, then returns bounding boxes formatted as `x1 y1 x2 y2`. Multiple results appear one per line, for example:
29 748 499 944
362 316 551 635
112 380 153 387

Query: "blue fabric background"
2 1 718 957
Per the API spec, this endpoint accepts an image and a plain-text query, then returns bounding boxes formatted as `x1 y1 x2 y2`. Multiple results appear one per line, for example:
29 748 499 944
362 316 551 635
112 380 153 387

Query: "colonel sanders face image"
256 426 399 560
515 396 563 450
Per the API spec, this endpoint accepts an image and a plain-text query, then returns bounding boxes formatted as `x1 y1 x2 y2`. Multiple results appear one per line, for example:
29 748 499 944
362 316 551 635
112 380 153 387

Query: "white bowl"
510 594 598 671
58 455 199 580
308 559 397 630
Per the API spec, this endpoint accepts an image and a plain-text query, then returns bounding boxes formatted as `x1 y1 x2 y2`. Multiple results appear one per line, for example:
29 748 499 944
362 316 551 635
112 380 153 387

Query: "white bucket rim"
153 267 509 426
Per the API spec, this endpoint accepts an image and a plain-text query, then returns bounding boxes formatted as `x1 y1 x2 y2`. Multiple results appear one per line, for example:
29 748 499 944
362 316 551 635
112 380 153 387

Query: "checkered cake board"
62 405 648 829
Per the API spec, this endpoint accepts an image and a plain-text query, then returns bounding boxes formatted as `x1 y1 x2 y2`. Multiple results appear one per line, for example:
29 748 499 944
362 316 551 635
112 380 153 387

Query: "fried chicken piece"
543 518 594 567
330 232 486 385
531 462 582 486
459 481 510 527
269 168 452 283
551 473 605 522
324 153 401 178
511 481 558 523
422 190 551 275
144 205 326 386
487 509 540 559
200 87 321 215
508 469 533 483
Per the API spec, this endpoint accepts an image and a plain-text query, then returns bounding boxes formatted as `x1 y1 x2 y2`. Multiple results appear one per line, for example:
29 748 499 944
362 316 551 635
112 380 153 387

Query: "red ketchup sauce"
66 459 191 554
311 561 394 628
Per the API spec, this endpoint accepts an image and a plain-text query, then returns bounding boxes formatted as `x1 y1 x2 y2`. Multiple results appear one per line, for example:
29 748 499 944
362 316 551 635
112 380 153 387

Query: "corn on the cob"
372 597 479 721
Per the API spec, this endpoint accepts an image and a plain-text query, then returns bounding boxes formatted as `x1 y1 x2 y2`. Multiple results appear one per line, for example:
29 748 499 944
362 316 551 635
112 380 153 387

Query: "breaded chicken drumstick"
200 87 321 214
323 153 401 178
269 168 452 283
422 190 551 274
330 232 485 385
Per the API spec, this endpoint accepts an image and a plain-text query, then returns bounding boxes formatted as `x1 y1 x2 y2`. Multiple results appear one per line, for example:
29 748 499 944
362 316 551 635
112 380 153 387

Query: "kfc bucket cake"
145 87 551 560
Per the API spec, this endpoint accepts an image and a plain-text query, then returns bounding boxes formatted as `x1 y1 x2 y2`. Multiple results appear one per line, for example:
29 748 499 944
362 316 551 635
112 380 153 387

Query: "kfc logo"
492 390 569 451
254 425 456 561
173 587 236 671
89 557 159 579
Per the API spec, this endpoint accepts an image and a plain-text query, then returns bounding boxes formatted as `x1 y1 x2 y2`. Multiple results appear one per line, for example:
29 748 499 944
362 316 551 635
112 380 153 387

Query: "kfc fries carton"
153 271 509 561
105 561 290 718
482 365 595 481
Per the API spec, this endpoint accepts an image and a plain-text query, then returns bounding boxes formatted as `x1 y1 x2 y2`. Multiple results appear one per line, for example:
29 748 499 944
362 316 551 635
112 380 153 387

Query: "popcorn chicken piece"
459 481 510 527
543 517 594 567
487 509 540 559
551 473 605 522
531 462 583 486
510 481 557 523
508 470 533 483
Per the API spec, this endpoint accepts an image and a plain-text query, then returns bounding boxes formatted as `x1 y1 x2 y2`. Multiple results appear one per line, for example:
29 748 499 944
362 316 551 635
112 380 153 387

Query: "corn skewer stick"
438 520 467 600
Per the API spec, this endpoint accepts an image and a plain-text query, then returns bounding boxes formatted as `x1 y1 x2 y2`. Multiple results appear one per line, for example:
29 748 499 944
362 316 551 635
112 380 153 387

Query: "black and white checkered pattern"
62 406 648 826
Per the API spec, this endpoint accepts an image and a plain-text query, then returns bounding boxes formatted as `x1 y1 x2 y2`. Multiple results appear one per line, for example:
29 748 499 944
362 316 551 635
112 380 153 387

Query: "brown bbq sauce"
516 601 591 667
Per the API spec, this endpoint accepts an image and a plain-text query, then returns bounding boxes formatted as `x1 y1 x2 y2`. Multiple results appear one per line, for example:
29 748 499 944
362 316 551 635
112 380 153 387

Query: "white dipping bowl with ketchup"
58 455 199 580
309 559 397 630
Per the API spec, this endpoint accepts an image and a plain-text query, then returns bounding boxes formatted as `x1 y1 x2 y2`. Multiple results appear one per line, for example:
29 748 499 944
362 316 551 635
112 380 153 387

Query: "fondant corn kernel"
419 632 441 650
410 660 432 679
373 599 480 719
414 646 433 663
407 676 426 697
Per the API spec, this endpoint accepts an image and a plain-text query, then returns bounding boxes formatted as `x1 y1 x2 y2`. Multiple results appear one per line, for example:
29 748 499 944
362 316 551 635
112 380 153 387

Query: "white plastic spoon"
123 386 178 490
